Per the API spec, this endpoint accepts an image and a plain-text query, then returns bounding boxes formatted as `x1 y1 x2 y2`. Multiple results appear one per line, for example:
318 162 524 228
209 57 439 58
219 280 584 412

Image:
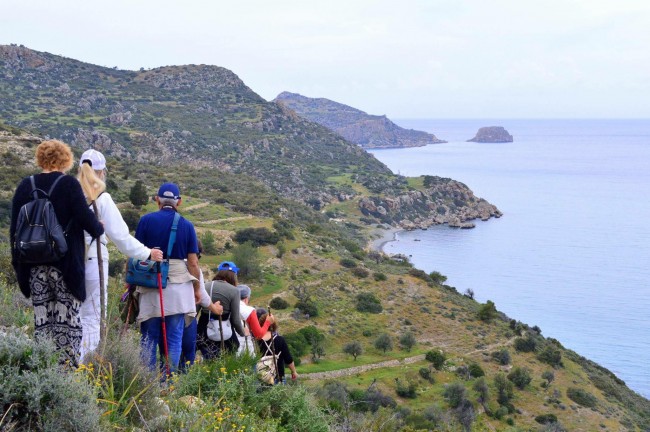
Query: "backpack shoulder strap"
262 338 274 356
29 176 38 200
47 174 65 196
166 212 181 257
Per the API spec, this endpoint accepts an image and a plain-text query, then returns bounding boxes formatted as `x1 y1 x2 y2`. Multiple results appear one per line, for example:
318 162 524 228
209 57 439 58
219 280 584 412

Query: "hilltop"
0 45 499 232
274 91 446 149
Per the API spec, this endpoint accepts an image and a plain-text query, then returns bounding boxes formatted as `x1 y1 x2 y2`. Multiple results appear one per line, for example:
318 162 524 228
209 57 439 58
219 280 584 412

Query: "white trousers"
80 258 108 362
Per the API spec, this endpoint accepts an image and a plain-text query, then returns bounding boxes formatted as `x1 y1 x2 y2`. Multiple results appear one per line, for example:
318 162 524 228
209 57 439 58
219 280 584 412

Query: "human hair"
35 140 74 172
158 197 179 209
77 161 106 202
213 269 238 286
258 312 277 332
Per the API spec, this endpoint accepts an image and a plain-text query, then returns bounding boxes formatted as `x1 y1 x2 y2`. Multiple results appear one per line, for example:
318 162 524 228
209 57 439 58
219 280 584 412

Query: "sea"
369 119 650 399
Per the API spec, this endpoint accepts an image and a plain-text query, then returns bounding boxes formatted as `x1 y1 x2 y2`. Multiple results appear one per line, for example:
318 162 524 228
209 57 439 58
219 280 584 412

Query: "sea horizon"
370 118 650 398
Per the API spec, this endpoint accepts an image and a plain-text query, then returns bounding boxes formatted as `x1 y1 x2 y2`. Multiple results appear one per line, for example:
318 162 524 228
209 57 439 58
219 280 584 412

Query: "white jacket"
84 192 150 260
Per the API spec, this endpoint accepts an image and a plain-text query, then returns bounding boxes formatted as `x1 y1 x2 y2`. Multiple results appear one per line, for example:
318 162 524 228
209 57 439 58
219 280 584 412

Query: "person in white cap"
77 149 164 361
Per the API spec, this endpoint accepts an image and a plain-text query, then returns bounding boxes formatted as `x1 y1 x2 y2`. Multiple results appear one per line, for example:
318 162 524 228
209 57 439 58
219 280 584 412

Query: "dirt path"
200 215 253 224
301 337 516 381
301 354 426 380
184 202 210 211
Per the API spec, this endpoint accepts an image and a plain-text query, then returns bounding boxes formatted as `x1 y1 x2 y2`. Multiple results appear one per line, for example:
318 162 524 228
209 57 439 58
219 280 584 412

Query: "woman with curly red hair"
10 140 104 367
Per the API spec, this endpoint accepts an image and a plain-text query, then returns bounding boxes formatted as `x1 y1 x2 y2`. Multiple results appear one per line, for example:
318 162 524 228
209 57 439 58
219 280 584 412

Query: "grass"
0 157 648 431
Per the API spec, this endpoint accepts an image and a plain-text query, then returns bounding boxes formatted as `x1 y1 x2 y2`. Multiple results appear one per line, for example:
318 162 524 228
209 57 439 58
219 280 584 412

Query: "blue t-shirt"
135 208 198 259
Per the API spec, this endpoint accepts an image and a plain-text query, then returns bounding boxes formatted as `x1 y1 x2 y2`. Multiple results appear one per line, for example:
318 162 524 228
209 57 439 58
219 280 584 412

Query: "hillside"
0 45 499 232
274 91 446 149
2 124 649 431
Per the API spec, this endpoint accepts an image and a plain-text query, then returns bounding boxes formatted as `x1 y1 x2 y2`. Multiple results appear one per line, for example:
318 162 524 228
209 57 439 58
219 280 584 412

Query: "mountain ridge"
0 44 500 231
274 91 447 149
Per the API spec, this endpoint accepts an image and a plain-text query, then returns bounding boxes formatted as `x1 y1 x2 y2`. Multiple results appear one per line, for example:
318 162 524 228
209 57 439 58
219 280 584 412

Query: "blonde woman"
77 149 163 360
10 140 104 367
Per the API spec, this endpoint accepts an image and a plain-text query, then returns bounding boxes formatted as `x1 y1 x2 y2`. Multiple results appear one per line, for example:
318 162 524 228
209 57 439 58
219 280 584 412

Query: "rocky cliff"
274 92 446 148
467 126 513 143
360 175 502 229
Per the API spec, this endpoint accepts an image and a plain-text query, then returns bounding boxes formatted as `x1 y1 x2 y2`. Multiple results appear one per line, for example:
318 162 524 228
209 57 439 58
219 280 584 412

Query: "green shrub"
233 227 280 246
351 267 370 278
477 300 498 322
542 370 555 385
372 272 387 282
429 271 447 284
269 297 289 310
339 258 357 268
535 413 559 424
356 292 383 314
491 348 511 365
121 208 141 232
494 373 514 405
468 362 485 378
443 382 467 408
408 268 431 282
399 332 416 352
230 242 261 278
343 341 363 360
514 334 538 352
473 377 489 404
295 298 319 317
537 345 563 367
349 388 396 413
418 367 434 383
566 387 598 408
396 381 417 399
425 350 446 370
201 230 218 254
129 180 149 207
0 330 101 431
508 367 532 390
374 333 393 353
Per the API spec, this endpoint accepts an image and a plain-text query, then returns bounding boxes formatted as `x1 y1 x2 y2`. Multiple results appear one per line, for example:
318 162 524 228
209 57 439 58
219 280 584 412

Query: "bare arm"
187 253 202 303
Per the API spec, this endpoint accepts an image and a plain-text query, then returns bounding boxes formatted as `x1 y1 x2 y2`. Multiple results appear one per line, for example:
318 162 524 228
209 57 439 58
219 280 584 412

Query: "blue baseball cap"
218 261 239 274
157 182 181 199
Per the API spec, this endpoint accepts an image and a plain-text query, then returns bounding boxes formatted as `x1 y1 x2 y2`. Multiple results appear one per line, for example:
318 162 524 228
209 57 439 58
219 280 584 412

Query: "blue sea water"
369 119 650 399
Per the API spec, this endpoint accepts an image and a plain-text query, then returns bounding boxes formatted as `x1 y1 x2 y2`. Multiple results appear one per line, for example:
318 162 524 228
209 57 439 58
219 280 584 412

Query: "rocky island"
274 91 446 149
467 126 513 143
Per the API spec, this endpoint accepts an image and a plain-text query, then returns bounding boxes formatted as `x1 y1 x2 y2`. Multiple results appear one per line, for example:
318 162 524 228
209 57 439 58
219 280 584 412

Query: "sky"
1 0 649 119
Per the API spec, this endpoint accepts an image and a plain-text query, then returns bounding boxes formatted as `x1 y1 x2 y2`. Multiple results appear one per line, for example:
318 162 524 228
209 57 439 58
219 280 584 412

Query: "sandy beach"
367 226 401 252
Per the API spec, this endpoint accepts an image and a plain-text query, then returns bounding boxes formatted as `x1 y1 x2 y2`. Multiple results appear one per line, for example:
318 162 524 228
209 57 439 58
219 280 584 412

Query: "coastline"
368 226 401 253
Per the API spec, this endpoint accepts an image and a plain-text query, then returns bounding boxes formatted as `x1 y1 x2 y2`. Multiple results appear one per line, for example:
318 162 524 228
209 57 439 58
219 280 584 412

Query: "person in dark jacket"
256 308 297 383
10 140 104 368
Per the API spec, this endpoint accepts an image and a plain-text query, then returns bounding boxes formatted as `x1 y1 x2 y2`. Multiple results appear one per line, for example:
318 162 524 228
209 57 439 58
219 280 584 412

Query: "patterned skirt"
30 265 82 368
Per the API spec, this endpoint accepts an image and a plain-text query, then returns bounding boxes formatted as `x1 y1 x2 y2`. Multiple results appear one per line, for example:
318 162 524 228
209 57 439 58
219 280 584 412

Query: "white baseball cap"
80 149 106 170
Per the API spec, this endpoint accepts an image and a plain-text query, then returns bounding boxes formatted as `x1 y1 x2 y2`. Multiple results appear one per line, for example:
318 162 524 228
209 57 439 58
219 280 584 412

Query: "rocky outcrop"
467 126 513 143
274 92 446 149
359 176 502 229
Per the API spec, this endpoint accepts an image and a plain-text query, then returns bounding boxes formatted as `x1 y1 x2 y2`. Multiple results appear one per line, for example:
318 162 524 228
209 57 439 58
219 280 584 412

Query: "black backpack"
13 175 69 264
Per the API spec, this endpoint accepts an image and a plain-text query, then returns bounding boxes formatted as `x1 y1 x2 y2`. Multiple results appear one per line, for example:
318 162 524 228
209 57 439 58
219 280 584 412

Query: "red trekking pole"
157 260 171 377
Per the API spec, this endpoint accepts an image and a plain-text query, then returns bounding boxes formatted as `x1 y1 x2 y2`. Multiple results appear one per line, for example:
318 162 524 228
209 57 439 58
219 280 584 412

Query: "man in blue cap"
134 182 221 373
